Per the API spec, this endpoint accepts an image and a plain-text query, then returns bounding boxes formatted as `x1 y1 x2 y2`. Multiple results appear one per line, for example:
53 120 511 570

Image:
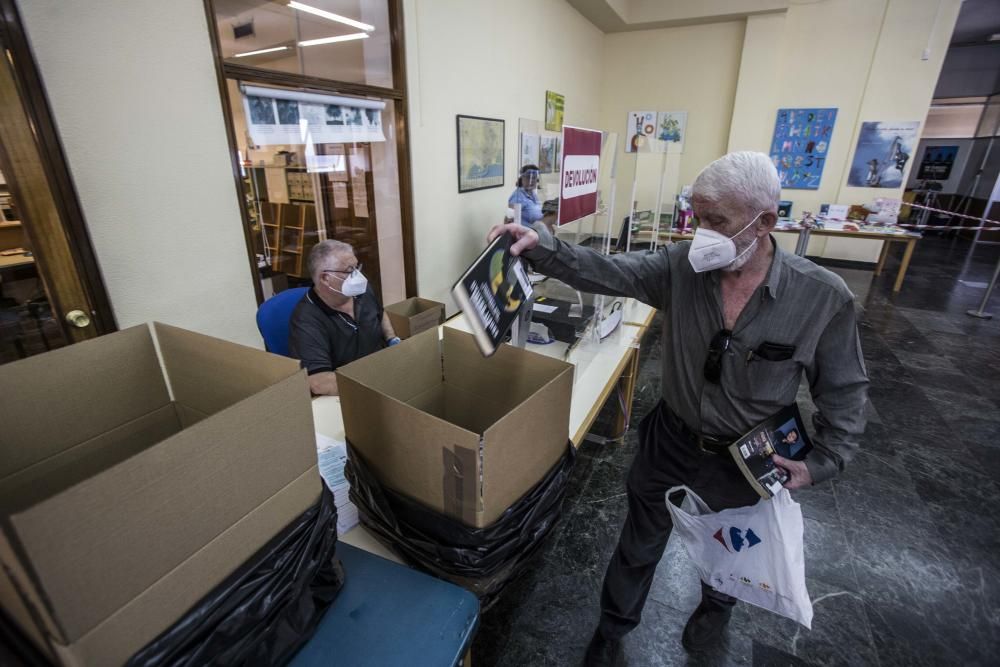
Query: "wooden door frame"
202 0 418 302
0 0 116 339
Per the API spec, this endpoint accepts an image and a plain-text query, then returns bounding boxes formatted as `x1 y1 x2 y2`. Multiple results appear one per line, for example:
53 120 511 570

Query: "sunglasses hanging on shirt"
703 328 732 384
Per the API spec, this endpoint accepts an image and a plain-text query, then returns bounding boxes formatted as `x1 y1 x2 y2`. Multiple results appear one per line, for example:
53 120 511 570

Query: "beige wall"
17 0 262 347
728 0 961 260
403 0 605 310
600 20 747 228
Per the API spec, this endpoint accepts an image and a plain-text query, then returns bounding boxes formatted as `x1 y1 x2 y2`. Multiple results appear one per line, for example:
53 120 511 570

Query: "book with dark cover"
729 404 813 499
451 232 533 356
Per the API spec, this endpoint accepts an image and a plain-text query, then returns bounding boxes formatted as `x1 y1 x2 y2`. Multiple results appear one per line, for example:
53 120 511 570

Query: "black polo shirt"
288 287 386 375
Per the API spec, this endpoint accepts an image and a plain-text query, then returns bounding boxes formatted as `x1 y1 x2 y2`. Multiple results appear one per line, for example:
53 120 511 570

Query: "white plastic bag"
666 485 813 628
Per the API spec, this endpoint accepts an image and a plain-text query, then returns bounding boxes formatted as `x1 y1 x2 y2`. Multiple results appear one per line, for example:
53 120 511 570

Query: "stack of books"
317 433 359 535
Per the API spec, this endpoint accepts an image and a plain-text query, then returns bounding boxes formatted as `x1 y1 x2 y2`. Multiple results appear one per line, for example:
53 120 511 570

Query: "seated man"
289 240 399 396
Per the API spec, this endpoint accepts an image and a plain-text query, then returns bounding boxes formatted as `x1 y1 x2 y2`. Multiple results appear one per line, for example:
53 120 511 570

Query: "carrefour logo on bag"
713 527 761 553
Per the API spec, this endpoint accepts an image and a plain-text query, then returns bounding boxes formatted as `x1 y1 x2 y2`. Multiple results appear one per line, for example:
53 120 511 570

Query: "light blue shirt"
508 188 544 226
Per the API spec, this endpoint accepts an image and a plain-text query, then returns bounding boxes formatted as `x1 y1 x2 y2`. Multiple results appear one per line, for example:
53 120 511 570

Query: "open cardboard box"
337 327 573 528
384 297 446 339
0 323 321 666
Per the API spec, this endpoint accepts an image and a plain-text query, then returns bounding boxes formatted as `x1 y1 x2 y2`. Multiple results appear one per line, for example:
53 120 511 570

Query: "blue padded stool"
290 543 479 666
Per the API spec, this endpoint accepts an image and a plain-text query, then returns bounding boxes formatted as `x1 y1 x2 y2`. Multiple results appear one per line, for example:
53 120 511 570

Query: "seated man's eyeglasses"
323 263 362 276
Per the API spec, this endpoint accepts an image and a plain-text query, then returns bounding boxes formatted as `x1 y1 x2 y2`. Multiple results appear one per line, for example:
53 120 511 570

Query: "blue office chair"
256 287 309 356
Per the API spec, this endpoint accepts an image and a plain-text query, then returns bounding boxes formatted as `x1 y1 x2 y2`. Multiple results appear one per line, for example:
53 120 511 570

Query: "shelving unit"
259 201 320 278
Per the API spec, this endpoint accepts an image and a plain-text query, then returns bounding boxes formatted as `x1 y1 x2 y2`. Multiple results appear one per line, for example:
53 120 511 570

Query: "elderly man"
288 240 399 396
489 152 868 665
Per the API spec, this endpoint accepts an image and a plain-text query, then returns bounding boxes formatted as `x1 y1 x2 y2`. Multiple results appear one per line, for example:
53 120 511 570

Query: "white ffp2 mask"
331 269 368 297
687 212 764 273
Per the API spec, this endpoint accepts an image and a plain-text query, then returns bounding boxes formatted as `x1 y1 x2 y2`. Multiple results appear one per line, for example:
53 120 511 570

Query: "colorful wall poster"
657 111 687 153
539 136 558 174
847 121 921 188
520 133 540 168
559 125 602 226
545 91 565 132
625 110 657 153
769 108 838 190
916 145 958 181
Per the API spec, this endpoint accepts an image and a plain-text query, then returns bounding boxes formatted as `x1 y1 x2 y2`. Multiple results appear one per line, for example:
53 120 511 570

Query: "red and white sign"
558 125 602 226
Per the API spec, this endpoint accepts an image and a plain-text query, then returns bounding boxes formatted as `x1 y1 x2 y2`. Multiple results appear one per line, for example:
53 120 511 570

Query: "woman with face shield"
508 164 545 227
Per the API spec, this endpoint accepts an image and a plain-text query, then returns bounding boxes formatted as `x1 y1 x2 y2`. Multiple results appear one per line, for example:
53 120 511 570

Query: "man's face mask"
521 169 539 190
687 211 764 273
325 266 368 297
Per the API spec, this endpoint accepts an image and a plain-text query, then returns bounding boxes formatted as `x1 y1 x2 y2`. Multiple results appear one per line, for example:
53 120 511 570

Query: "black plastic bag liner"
126 484 344 667
346 441 575 603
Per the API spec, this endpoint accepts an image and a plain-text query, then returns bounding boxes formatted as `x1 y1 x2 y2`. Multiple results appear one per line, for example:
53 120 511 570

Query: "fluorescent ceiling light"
288 1 375 32
233 45 290 58
298 32 369 47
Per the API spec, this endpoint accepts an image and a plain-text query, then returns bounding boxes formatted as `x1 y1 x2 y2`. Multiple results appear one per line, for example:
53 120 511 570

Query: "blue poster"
847 121 921 188
769 108 838 190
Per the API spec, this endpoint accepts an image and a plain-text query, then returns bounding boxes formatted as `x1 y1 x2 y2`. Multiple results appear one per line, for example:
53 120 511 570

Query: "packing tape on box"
442 445 478 525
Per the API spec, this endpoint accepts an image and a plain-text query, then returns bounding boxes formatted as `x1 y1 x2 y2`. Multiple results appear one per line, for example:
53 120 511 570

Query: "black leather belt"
659 402 734 456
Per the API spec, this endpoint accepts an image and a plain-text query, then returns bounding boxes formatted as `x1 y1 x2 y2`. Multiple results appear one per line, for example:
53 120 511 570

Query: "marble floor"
472 236 1000 667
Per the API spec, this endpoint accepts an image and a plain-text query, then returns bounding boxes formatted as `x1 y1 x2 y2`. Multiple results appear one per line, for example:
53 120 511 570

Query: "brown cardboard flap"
337 326 441 402
480 366 574 525
57 466 322 667
0 405 182 515
7 373 316 642
442 327 572 405
173 403 209 429
338 374 481 521
152 322 301 416
0 325 170 479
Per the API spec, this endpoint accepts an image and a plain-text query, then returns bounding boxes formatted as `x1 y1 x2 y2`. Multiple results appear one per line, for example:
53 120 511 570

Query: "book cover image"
730 404 813 499
451 233 532 356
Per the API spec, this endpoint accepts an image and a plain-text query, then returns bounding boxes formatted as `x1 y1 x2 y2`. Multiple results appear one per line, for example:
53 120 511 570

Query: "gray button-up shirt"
524 228 869 484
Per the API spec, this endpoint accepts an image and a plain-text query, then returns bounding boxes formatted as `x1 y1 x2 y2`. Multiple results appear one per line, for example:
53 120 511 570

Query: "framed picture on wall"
544 91 564 132
456 115 505 193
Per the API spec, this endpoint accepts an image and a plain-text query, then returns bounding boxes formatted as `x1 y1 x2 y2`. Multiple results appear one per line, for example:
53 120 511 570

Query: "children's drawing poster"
769 108 838 190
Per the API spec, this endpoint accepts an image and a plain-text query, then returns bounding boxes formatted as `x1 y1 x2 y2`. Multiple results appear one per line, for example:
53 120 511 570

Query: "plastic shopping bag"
665 485 813 628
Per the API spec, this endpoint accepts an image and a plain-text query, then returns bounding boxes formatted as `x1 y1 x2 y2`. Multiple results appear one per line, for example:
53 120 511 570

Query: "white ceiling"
565 0 790 32
214 0 372 62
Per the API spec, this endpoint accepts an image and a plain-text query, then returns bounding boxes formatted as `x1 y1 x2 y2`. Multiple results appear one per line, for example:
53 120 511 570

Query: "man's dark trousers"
597 400 762 640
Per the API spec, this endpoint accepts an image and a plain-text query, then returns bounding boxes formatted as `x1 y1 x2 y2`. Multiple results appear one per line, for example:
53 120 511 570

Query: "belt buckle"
697 436 714 455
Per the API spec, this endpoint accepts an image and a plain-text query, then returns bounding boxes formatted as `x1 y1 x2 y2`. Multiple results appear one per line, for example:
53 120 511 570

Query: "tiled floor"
473 236 1000 666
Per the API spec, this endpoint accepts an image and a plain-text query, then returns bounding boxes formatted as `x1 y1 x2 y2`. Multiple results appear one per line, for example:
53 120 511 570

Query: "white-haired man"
488 152 868 665
288 240 399 396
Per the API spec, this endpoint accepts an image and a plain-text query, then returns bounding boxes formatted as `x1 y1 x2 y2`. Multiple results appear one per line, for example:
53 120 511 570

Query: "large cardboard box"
384 297 445 339
0 323 321 666
337 327 573 528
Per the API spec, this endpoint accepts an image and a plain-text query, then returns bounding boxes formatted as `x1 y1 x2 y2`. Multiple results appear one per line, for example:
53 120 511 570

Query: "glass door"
0 14 113 365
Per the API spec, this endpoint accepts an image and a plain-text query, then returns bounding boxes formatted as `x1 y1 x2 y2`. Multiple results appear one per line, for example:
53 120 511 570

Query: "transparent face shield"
520 169 539 190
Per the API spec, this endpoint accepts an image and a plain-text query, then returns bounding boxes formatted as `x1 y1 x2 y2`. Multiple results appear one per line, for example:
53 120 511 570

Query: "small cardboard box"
337 327 573 528
0 323 321 666
384 297 446 339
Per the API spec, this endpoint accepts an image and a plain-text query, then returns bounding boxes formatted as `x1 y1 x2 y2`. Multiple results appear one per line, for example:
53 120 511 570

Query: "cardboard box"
337 327 573 528
384 297 445 339
0 323 321 666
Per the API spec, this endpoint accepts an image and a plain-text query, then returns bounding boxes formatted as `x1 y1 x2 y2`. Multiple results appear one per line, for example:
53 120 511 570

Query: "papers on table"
317 433 359 535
